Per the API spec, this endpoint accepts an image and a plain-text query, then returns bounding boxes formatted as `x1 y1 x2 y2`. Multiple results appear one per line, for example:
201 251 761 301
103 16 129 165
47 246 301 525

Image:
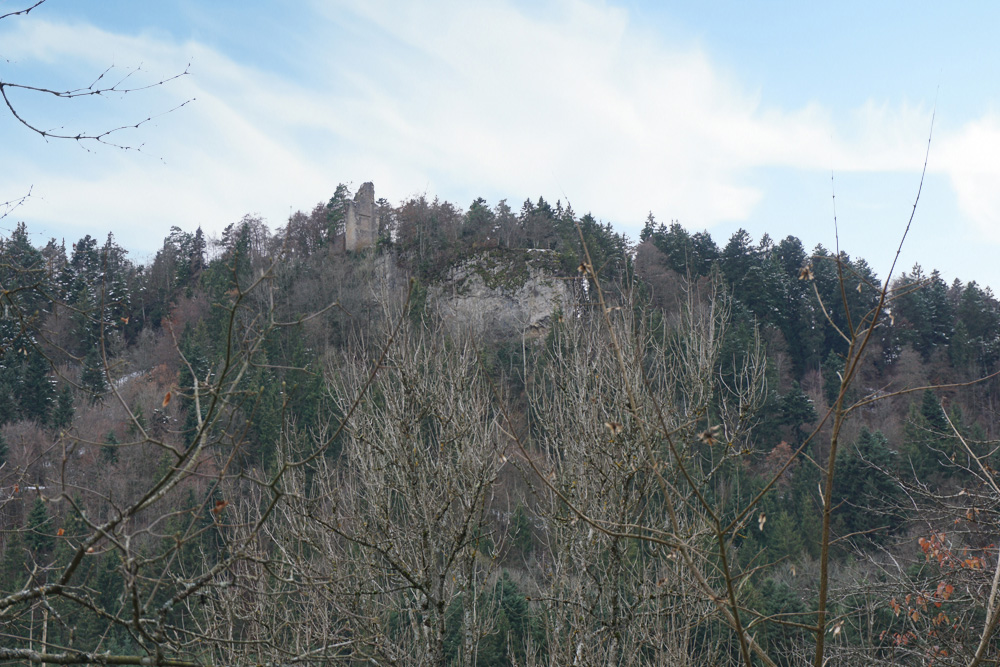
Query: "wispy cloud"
0 0 994 257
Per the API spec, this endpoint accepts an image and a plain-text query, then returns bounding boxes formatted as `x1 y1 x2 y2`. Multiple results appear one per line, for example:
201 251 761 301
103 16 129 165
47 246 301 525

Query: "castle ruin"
344 182 378 252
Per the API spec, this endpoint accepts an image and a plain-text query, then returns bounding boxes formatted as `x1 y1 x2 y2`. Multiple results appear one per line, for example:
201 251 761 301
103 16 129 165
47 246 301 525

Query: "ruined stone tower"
344 182 377 252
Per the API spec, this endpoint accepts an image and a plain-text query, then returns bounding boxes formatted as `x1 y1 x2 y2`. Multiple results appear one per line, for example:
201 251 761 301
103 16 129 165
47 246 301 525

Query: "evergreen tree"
773 235 824 374
52 384 74 429
245 367 281 470
127 402 147 438
751 578 809 659
80 347 107 403
0 529 29 594
810 245 880 358
902 390 957 481
892 265 955 360
689 230 720 276
190 226 206 277
767 510 805 561
101 431 119 464
720 228 757 286
779 381 817 443
19 346 55 424
654 222 695 274
955 280 1000 370
325 183 351 242
821 350 846 406
509 503 533 556
462 196 496 244
639 212 657 242
0 222 47 314
444 571 543 666
788 456 823 558
0 378 14 426
26 496 55 557
50 504 101 648
832 429 901 541
98 232 135 338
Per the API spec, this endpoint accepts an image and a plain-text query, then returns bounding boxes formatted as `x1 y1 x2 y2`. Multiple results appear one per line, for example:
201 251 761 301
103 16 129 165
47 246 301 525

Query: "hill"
1 182 999 665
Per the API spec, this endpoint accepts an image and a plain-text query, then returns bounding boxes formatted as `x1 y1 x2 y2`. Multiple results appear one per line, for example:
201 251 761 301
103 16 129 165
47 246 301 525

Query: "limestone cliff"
429 248 572 338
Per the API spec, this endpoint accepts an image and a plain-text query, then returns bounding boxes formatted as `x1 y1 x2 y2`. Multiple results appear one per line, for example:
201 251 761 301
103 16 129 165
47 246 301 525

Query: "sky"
1 0 999 289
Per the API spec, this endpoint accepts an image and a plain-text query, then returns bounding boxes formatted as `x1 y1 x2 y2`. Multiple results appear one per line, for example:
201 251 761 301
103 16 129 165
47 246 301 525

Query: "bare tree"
189 302 513 665
0 0 191 150
511 275 769 666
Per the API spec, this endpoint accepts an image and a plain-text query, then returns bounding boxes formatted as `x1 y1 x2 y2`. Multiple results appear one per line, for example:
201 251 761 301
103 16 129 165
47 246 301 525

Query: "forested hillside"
2 185 1000 665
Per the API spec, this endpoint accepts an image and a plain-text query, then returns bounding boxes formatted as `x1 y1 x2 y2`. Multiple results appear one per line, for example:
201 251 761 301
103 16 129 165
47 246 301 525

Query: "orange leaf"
162 391 172 408
57 528 64 536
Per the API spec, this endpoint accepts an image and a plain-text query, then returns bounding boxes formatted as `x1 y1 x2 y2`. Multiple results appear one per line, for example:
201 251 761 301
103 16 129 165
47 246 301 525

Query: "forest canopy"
1 185 1000 665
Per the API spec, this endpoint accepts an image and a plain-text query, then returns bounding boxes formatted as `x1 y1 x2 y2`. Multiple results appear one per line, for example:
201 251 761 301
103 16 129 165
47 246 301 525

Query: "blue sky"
1 0 999 290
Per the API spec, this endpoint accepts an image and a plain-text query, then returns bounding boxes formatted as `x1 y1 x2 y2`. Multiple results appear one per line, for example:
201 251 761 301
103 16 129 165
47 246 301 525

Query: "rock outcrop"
429 249 571 338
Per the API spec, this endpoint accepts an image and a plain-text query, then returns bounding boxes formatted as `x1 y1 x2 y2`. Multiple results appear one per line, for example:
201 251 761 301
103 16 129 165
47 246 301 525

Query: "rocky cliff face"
429 249 572 338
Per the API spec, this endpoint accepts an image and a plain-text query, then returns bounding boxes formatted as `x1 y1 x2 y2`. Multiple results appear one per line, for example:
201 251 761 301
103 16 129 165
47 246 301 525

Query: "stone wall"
345 182 377 252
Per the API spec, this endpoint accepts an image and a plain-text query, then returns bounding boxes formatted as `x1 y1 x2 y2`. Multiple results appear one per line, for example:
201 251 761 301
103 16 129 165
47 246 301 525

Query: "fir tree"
80 347 107 403
19 347 55 424
0 529 28 594
26 496 55 557
832 429 901 540
821 350 844 406
52 384 74 430
902 390 956 481
779 381 817 443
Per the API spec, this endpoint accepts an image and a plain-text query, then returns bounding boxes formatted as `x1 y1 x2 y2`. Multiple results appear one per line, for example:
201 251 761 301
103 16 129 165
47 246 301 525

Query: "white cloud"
0 0 995 257
934 113 1000 241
